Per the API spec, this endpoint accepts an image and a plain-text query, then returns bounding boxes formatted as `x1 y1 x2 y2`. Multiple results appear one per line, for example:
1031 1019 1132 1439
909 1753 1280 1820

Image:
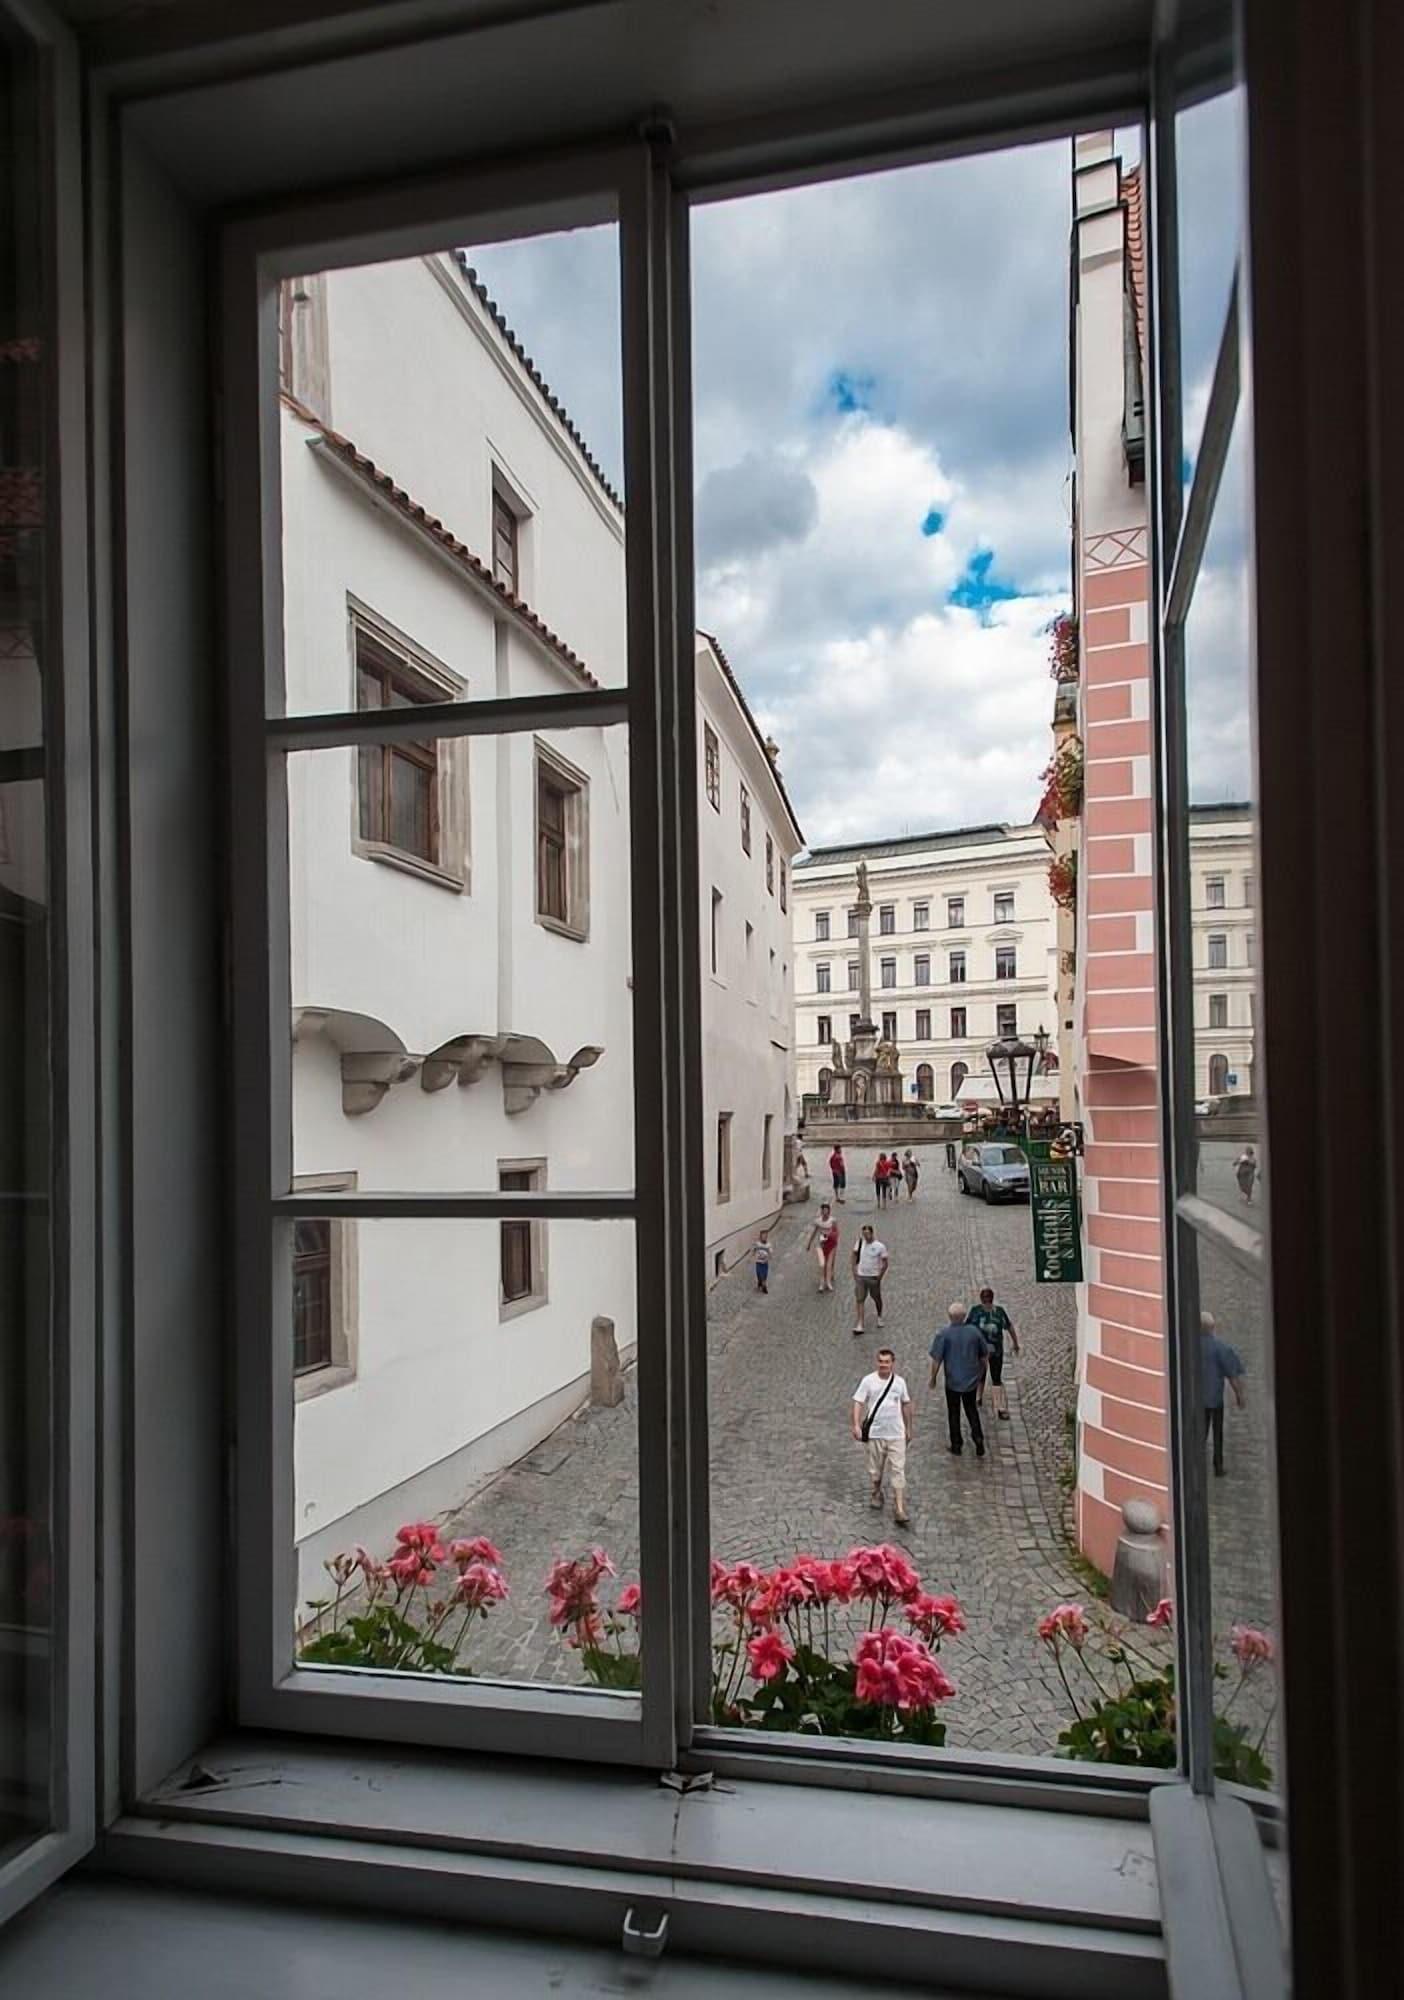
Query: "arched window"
817 1067 832 1102
950 1060 969 1097
915 1063 934 1101
1208 1053 1229 1095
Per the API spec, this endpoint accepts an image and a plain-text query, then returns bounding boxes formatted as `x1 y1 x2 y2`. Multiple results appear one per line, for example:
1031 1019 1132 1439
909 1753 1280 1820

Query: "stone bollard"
590 1315 624 1409
1109 1498 1166 1621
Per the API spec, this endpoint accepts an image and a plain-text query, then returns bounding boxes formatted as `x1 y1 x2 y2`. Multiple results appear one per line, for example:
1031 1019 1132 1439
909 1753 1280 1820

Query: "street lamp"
985 1032 1037 1135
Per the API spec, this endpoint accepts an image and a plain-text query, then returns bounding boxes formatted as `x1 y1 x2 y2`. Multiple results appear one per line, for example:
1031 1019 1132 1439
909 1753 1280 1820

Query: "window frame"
949 949 966 983
491 485 520 594
915 1007 931 1040
996 1002 1017 1038
290 1172 359 1398
1206 930 1228 969
704 722 721 811
951 1006 967 1038
498 1159 548 1319
816 1013 831 1045
814 908 830 940
739 781 751 854
913 901 930 930
995 944 1017 980
534 737 590 940
881 1009 897 1041
879 955 896 988
815 960 831 993
349 604 469 891
219 140 676 1771
878 902 895 934
992 890 1015 924
946 895 965 928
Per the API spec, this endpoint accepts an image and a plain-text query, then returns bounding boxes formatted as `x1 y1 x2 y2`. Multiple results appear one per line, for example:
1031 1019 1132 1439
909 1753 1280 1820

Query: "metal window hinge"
621 1907 669 1959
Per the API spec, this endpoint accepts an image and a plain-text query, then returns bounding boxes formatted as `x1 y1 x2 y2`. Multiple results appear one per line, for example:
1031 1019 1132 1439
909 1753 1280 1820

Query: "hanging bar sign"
1029 1157 1083 1283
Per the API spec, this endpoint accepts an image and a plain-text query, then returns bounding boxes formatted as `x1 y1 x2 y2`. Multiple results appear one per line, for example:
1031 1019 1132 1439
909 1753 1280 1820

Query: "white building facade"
697 635 804 1277
279 251 793 1597
791 824 1060 1114
1188 805 1256 1100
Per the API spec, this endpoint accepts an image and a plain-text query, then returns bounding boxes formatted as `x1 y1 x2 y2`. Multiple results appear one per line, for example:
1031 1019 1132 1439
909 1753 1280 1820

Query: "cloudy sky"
468 112 1247 848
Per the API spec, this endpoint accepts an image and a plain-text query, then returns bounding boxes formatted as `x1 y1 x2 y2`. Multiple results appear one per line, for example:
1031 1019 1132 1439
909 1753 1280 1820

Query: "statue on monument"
875 1040 900 1074
855 858 871 907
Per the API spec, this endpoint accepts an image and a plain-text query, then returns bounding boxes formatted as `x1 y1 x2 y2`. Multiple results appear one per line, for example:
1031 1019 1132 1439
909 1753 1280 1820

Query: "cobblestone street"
445 1145 1095 1756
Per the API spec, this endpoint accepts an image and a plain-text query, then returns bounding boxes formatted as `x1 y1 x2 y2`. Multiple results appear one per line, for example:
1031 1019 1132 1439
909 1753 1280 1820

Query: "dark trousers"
1204 1404 1225 1470
946 1386 984 1451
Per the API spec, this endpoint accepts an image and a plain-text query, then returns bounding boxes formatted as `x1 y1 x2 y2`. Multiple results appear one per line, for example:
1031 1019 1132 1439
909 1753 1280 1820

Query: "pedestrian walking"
1201 1310 1246 1475
805 1201 841 1292
944 1139 957 1170
902 1149 920 1200
752 1229 771 1294
829 1143 847 1203
851 1223 889 1337
929 1303 991 1457
967 1285 1021 1419
850 1346 912 1526
872 1152 890 1206
1233 1145 1259 1203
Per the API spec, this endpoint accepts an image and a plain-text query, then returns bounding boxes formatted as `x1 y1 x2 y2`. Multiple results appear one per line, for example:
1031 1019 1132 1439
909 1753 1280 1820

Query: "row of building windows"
812 1003 1020 1045
808 889 1017 940
1203 930 1255 968
705 720 788 909
709 886 787 1007
1202 872 1253 909
812 945 1022 991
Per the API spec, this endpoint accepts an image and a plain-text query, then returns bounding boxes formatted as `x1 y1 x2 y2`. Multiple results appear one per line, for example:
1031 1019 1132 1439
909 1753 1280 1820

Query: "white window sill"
536 911 589 943
357 840 465 894
294 1363 356 1403
109 1733 1188 1996
499 1289 548 1323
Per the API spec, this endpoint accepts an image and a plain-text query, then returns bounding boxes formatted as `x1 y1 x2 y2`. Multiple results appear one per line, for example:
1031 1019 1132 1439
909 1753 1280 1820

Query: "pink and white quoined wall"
1070 138 1170 1576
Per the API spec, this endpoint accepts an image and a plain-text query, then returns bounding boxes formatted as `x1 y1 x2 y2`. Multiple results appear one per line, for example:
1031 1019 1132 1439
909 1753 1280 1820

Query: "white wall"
282 259 636 1589
697 639 802 1271
791 827 1061 1109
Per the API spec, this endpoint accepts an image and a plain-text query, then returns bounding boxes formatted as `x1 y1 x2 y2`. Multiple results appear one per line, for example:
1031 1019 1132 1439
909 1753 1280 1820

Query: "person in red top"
872 1152 890 1205
805 1200 841 1291
828 1144 847 1202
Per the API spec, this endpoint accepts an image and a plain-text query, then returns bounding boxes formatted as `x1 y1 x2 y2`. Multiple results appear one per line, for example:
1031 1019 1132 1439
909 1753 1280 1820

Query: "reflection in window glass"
1193 1242 1281 1791
0 25 54 1862
1175 78 1244 476
1183 422 1258 1186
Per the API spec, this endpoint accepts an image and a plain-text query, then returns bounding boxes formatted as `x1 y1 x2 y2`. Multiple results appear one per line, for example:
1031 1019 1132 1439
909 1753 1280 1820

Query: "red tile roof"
1121 164 1147 368
698 628 805 848
284 393 602 691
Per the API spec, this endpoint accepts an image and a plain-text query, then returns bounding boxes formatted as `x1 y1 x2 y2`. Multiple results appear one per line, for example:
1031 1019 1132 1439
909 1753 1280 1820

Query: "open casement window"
492 489 519 594
534 741 589 939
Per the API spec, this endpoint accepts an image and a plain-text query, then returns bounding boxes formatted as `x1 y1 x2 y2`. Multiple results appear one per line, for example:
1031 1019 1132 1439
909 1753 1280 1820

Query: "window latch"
621 1907 669 1959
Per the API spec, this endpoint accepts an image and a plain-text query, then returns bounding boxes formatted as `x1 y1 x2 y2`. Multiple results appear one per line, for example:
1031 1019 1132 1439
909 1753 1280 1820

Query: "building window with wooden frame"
492 488 520 594
353 614 466 887
915 1007 931 1040
947 895 965 928
815 961 831 993
880 956 896 988
535 741 590 940
913 901 930 930
704 724 721 811
814 909 830 940
995 945 1017 980
765 832 775 895
779 860 787 912
1208 992 1229 1030
761 1114 773 1188
993 890 1015 924
499 1161 547 1319
914 953 930 986
879 903 895 935
817 1013 832 1043
951 1005 967 1037
881 1010 897 1041
996 1002 1017 1037
949 949 966 984
716 1113 732 1202
291 1173 358 1398
740 783 752 854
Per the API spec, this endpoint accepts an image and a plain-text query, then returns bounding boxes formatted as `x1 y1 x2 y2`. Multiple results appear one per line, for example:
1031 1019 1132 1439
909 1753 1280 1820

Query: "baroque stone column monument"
823 860 907 1121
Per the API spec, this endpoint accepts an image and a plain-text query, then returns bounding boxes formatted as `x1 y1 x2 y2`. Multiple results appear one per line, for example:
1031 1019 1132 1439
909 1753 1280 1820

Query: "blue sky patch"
947 547 1020 621
827 367 877 415
921 506 946 537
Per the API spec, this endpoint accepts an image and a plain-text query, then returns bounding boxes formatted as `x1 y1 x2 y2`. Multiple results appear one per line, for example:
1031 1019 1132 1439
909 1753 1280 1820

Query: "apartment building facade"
791 824 1060 1114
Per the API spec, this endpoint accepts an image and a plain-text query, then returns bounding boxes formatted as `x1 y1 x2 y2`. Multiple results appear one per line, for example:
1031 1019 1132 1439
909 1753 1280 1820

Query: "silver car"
957 1142 1031 1203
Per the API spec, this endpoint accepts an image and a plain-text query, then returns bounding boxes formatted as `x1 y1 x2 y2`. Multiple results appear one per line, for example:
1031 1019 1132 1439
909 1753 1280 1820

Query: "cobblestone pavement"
442 1145 1094 1756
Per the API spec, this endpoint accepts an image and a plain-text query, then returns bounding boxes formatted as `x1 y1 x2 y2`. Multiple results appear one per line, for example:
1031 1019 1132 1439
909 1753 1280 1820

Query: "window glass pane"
291 1219 639 1694
1190 1242 1281 1793
282 724 630 1191
1183 421 1259 1211
274 223 625 715
1175 47 1243 476
0 23 54 1861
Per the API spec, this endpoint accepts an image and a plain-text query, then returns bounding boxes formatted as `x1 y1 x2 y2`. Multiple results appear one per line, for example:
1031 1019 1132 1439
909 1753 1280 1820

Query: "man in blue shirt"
929 1303 992 1457
1201 1310 1246 1476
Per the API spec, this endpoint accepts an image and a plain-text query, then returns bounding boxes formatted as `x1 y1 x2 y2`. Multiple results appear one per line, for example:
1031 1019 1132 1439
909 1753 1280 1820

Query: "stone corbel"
500 1040 603 1116
340 1048 421 1116
419 1034 502 1094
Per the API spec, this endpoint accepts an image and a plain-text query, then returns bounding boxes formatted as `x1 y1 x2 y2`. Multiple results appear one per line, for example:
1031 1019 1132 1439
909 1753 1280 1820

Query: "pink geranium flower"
616 1583 642 1619
845 1543 921 1604
746 1631 794 1683
1229 1623 1274 1669
449 1536 502 1570
710 1559 764 1609
853 1628 955 1710
453 1561 509 1610
1146 1597 1174 1629
1037 1603 1090 1650
904 1593 966 1644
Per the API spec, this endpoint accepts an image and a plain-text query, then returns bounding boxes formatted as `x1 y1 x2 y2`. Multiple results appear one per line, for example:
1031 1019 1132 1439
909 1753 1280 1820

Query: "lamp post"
985 1032 1038 1142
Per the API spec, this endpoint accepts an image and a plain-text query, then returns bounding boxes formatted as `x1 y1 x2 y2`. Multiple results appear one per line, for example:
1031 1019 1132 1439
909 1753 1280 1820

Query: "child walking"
752 1229 771 1293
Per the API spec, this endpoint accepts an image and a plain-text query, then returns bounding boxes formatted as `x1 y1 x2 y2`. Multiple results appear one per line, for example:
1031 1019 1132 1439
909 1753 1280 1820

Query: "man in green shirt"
967 1286 1021 1421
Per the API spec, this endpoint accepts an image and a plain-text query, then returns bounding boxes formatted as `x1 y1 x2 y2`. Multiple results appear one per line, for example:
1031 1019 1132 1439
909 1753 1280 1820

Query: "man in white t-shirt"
851 1347 912 1526
851 1223 890 1337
